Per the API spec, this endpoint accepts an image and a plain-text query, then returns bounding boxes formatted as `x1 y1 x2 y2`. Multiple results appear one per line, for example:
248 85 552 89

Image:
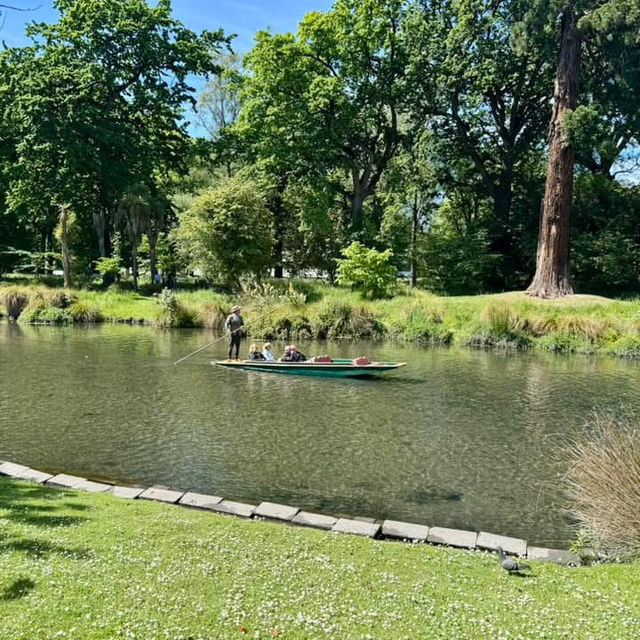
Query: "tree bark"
271 177 287 278
58 205 72 288
411 192 419 288
527 7 580 298
132 245 138 291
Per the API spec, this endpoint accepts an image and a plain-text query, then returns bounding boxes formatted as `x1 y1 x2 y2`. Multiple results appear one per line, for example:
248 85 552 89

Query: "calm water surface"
2 322 639 546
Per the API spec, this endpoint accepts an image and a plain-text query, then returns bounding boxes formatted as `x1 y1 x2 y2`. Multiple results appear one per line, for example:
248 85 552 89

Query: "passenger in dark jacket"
280 344 307 362
248 343 266 361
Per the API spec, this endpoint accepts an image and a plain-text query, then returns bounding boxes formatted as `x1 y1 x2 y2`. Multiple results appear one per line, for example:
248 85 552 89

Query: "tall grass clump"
20 291 70 324
397 304 453 345
313 301 385 339
0 288 29 321
247 305 313 340
562 410 640 560
239 278 308 307
68 301 103 323
197 301 227 331
463 302 531 348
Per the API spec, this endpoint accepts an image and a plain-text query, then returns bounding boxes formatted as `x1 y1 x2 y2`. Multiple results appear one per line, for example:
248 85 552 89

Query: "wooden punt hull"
213 359 406 378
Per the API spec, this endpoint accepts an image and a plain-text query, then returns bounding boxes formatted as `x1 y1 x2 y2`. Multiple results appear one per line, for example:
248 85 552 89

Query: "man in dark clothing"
225 305 244 360
280 344 307 362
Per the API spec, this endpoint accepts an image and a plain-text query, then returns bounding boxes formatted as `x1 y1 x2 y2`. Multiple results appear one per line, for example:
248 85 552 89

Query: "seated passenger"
248 343 266 361
280 344 307 362
262 342 276 361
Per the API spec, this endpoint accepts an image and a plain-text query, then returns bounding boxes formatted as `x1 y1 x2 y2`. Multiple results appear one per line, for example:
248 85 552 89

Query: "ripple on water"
2 322 640 545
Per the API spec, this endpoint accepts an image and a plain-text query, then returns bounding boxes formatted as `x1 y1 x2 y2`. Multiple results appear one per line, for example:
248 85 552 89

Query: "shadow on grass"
0 478 92 560
1 578 35 602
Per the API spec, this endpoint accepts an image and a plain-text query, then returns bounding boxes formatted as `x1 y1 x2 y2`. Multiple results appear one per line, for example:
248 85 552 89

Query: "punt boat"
213 358 406 378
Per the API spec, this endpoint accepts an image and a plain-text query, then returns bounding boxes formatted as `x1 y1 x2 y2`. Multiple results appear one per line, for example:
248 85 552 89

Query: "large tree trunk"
527 7 580 298
58 205 72 288
132 245 138 291
411 192 419 288
271 177 287 278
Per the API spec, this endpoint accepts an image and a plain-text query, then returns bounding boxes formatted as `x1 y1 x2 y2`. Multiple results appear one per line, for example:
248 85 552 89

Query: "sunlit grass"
3 279 640 356
1 477 640 639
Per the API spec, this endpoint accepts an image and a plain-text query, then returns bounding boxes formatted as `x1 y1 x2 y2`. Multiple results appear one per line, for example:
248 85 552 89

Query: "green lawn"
1 478 639 639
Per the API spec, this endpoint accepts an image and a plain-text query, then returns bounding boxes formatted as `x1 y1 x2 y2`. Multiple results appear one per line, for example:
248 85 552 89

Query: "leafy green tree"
175 173 273 286
419 195 499 295
240 0 409 237
0 0 226 267
337 241 396 299
405 0 555 280
197 52 244 177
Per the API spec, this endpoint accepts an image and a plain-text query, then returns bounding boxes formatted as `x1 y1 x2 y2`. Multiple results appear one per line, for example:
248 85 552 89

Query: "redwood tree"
527 5 580 298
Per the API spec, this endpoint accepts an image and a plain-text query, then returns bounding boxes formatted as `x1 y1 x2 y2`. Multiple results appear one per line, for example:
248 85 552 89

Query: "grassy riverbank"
3 278 640 357
1 477 639 639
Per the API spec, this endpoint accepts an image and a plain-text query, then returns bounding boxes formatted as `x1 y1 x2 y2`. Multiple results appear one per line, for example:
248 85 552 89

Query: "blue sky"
1 0 332 51
0 0 333 133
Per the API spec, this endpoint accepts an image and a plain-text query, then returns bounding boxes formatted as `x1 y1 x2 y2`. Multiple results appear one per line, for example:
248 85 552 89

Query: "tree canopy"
2 0 640 297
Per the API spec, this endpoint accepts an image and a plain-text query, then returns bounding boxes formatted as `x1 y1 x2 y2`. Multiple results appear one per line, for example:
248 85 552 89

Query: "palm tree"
117 185 150 290
54 203 76 288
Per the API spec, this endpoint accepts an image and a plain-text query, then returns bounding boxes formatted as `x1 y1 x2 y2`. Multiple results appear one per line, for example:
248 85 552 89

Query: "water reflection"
2 322 640 546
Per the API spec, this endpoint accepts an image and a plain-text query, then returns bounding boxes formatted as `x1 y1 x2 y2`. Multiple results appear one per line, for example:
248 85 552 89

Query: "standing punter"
225 305 244 360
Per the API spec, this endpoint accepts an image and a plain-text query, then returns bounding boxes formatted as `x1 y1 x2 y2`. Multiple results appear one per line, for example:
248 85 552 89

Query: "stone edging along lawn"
0 459 581 567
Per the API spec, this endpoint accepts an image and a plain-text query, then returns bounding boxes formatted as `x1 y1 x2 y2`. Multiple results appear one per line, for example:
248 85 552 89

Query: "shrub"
400 305 453 345
463 302 531 347
175 174 273 285
245 306 312 340
313 301 385 339
537 332 587 353
154 289 198 328
0 288 29 321
336 242 396 299
239 279 307 307
96 257 121 280
607 335 640 358
68 302 103 323
21 294 71 324
562 411 640 560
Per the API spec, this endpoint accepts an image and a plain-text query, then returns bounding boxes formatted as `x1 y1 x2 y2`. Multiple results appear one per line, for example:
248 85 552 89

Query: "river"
2 321 639 546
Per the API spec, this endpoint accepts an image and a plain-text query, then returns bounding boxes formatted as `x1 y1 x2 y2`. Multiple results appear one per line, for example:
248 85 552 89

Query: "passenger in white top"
262 342 276 361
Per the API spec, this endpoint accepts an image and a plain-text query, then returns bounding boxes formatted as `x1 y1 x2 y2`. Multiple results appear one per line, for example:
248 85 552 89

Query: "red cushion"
353 356 372 366
312 356 332 363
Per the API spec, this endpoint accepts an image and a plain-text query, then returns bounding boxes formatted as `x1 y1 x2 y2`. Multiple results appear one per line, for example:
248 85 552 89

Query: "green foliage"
175 174 273 285
154 288 198 329
0 0 226 278
398 305 453 345
20 294 71 324
68 301 103 324
95 257 121 279
313 301 385 339
572 175 640 294
336 242 396 299
239 278 308 308
240 0 408 235
419 199 499 295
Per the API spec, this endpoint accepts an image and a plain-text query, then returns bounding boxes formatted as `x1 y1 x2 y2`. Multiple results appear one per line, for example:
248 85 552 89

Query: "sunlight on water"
2 322 640 546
